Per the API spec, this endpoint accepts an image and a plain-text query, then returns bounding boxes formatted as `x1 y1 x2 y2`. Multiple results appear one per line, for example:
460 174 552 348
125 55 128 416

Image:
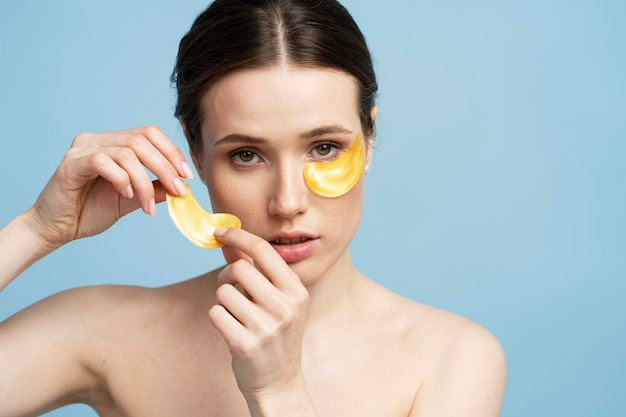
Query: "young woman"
0 1 506 416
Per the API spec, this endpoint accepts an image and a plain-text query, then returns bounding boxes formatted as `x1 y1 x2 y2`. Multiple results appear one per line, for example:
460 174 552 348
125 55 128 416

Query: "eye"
230 149 261 166
304 133 365 198
312 142 339 160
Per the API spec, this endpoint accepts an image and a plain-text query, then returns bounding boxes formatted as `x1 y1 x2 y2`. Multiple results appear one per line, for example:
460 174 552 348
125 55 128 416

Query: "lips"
271 237 310 245
268 233 318 263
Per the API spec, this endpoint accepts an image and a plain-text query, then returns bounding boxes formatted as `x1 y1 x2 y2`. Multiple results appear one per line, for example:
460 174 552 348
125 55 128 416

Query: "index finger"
102 125 194 180
214 228 300 291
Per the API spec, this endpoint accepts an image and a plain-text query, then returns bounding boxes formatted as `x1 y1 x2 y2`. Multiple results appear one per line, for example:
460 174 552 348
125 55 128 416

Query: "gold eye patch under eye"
304 133 365 198
166 181 241 248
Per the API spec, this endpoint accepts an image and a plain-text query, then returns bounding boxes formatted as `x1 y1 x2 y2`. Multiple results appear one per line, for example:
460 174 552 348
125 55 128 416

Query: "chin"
287 249 350 287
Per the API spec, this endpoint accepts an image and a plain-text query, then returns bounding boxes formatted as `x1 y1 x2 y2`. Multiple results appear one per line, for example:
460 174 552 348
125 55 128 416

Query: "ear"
180 121 206 184
365 106 378 170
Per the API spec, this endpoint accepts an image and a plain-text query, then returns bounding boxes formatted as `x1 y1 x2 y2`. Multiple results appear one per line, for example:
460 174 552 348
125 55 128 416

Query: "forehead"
199 65 361 142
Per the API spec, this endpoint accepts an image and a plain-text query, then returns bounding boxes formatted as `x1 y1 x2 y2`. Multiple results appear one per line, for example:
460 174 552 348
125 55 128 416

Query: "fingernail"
148 198 156 217
214 228 227 237
173 177 187 196
180 161 194 179
126 184 134 199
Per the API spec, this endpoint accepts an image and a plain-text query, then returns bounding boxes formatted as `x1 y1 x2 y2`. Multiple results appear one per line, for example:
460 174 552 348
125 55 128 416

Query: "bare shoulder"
2 282 159 333
0 283 161 415
1 271 218 361
403 296 505 367
36 282 167 325
366 280 501 347
46 273 216 336
369 281 503 356
410 305 507 416
363 281 506 416
411 300 507 390
0 275 216 416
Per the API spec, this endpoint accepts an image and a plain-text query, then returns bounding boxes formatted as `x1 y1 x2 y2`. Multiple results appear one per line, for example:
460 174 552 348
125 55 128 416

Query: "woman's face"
194 65 372 283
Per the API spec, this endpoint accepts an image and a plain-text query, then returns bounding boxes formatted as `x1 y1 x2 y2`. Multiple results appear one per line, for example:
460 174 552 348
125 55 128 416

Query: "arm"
0 288 101 416
0 126 193 415
409 322 507 417
0 212 52 291
0 125 192 292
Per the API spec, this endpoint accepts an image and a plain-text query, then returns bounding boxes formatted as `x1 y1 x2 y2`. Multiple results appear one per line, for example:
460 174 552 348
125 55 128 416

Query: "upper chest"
89 315 421 417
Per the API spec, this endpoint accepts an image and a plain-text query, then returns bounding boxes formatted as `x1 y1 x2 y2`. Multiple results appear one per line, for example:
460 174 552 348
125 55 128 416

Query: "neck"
303 250 365 326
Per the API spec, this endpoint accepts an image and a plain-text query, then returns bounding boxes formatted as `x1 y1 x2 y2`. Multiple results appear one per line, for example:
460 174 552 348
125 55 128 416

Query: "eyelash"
228 142 342 167
311 142 340 161
230 148 262 167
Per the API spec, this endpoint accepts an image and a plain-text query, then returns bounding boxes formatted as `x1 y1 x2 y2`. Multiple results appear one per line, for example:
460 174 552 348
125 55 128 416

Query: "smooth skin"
0 65 506 417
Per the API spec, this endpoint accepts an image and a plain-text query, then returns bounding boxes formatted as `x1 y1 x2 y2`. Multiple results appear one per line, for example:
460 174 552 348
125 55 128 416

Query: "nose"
268 164 309 219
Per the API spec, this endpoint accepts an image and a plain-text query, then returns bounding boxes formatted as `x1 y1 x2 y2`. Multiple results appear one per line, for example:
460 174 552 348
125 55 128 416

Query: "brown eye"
232 149 259 165
304 133 365 198
311 143 339 161
239 150 255 162
316 144 332 155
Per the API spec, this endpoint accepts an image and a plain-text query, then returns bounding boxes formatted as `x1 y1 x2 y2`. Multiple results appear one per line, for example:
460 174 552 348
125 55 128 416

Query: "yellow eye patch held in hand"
166 181 241 248
304 133 366 198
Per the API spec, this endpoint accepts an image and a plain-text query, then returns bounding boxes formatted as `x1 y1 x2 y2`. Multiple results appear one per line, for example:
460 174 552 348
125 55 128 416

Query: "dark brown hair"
171 0 378 156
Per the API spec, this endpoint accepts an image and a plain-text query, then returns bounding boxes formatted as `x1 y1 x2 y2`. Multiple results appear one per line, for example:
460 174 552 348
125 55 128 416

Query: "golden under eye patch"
304 133 365 198
166 181 241 248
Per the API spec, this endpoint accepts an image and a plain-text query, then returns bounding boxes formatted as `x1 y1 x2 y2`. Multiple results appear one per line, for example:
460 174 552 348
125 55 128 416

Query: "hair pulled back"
171 0 378 156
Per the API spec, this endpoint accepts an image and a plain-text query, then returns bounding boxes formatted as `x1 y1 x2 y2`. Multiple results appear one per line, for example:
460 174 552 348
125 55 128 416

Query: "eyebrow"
299 125 353 140
213 125 353 146
213 134 266 146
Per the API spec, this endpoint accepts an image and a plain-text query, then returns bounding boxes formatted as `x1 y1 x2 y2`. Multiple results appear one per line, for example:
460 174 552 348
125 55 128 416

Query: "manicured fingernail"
148 198 156 217
126 184 134 199
173 177 187 196
180 161 194 179
214 228 227 237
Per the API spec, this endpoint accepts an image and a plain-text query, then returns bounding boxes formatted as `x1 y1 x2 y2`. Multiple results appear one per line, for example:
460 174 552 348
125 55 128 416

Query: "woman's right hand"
26 125 193 250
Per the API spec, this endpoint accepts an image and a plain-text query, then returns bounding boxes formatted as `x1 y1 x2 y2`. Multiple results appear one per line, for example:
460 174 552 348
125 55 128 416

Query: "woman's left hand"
210 227 311 405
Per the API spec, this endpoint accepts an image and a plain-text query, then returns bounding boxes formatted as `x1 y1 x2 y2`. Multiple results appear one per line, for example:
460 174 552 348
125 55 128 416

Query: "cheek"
304 133 366 198
206 168 265 224
324 182 365 238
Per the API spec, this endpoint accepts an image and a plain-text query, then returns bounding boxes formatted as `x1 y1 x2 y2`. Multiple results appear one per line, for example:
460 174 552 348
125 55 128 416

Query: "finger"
101 146 159 214
217 260 279 305
119 179 167 218
64 151 131 198
214 282 267 329
72 130 187 199
209 303 252 353
131 125 194 178
67 146 161 216
101 125 192 177
97 131 187 197
214 228 300 292
221 245 254 265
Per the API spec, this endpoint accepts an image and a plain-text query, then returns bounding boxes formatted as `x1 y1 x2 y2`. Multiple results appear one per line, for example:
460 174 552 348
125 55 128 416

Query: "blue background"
1 1 624 416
